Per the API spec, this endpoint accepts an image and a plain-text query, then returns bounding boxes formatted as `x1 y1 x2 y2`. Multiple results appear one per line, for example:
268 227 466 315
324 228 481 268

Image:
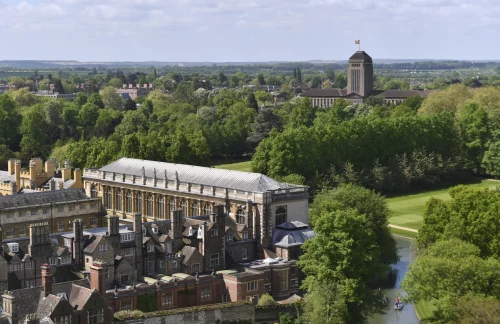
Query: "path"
388 224 418 233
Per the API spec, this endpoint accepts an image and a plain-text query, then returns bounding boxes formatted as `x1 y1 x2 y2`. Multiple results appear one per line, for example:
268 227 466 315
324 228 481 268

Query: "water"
369 236 420 324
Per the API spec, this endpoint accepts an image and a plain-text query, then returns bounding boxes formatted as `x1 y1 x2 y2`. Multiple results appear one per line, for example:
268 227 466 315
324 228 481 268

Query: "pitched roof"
68 284 94 311
0 189 89 209
301 88 347 98
181 246 200 265
349 51 373 63
272 222 316 248
83 235 106 254
96 157 294 193
378 90 430 98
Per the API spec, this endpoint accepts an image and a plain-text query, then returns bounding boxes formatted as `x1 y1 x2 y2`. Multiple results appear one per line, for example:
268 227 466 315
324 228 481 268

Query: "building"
83 158 309 249
0 158 83 196
32 90 78 101
301 50 430 106
1 264 112 324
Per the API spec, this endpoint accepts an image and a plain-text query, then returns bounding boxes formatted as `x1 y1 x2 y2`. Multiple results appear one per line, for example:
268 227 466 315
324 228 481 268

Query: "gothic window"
116 189 122 211
135 192 143 214
125 190 132 213
236 208 245 225
204 203 211 215
191 201 199 217
104 187 112 209
157 196 165 219
180 199 187 217
90 184 98 198
146 194 153 217
169 198 176 216
275 206 287 226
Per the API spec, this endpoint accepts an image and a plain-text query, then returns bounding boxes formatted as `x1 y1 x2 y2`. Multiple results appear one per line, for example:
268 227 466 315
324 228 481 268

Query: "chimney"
8 158 16 175
89 262 107 296
41 264 52 297
34 158 43 175
29 160 36 182
10 181 17 195
50 179 56 191
133 213 144 278
73 219 84 265
58 181 64 191
107 215 119 236
45 158 55 178
171 210 184 254
14 160 21 191
62 160 71 182
73 168 83 189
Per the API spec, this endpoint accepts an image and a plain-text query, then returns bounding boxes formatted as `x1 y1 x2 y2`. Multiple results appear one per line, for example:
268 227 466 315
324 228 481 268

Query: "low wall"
255 305 301 324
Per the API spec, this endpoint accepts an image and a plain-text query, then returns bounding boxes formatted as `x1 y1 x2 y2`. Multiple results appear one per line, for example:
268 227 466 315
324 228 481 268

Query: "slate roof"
349 51 373 63
0 170 14 183
181 246 198 265
95 157 297 193
272 221 316 248
83 235 106 254
0 189 89 209
301 88 347 97
68 284 95 311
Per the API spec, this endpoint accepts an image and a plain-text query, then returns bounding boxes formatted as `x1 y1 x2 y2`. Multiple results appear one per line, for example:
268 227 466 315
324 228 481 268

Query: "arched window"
91 184 98 198
157 196 165 219
204 203 212 216
191 201 199 217
125 190 132 213
116 189 122 212
104 187 112 209
135 192 143 214
275 207 287 226
169 198 176 216
236 208 245 224
180 199 187 217
146 194 153 217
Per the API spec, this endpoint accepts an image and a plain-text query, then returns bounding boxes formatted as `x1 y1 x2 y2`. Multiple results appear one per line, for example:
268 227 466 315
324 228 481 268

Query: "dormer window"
99 244 107 252
226 233 233 242
7 243 19 253
120 233 134 242
152 225 158 234
188 227 194 236
142 226 146 236
211 229 218 237
242 232 248 239
197 227 203 239
49 258 57 266
147 244 154 253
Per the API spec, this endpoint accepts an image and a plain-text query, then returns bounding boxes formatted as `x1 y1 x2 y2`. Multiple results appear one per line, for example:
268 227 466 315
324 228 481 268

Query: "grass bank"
214 160 252 172
415 299 436 321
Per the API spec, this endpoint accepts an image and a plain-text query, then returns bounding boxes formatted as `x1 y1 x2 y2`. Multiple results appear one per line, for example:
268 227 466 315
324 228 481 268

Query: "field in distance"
214 160 252 172
387 180 498 231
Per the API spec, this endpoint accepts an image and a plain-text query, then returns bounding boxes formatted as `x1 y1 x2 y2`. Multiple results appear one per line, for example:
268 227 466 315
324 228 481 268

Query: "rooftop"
349 51 373 63
0 189 91 210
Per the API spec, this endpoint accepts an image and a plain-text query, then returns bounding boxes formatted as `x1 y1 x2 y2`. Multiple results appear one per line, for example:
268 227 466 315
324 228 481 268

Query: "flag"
355 40 360 44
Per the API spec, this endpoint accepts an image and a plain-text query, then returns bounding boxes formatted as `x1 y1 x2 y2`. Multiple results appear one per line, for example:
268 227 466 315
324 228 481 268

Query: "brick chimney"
45 158 56 178
41 264 52 297
90 261 107 296
73 168 83 189
62 160 71 182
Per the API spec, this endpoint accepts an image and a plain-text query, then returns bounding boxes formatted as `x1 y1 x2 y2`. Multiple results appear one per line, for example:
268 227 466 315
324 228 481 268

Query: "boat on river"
394 302 404 310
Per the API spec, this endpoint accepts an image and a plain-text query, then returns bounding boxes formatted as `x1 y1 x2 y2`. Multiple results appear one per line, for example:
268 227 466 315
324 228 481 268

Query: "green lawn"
214 160 253 172
387 180 498 231
415 299 437 321
389 227 418 239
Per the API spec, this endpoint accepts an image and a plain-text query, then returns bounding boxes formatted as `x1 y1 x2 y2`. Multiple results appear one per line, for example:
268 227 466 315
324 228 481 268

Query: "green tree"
124 98 137 111
254 91 272 107
247 92 258 111
107 77 123 88
482 141 500 177
326 68 335 82
19 105 50 161
0 95 22 150
311 75 322 89
87 93 104 108
101 86 124 110
257 293 276 307
458 103 489 173
334 73 347 89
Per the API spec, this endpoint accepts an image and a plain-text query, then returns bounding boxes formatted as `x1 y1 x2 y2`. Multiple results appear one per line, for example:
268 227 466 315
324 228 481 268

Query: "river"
369 236 420 324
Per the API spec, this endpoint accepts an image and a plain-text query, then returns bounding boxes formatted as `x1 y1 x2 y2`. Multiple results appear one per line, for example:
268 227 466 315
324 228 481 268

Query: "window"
55 315 71 324
99 244 107 252
68 205 74 211
280 270 288 290
120 233 134 242
197 227 203 239
188 227 194 236
124 248 134 256
210 254 219 267
90 217 97 228
242 248 248 260
135 192 143 213
10 263 21 271
242 231 248 239
147 260 154 274
191 201 199 217
61 256 71 265
201 286 212 301
25 279 35 288
58 221 65 232
236 208 245 224
91 203 97 209
152 224 158 234
6 228 14 238
43 209 49 215
146 194 153 217
211 229 218 237
19 226 26 236
157 196 165 219
125 190 132 213
57 207 64 213
276 206 287 226
6 213 13 219
165 242 172 253
121 275 129 283
25 261 32 270
90 185 98 198
87 308 103 324
247 281 258 292
120 299 132 311
19 211 26 217
50 258 57 266
180 199 187 217
79 204 86 210
147 244 154 253
116 189 122 211
104 187 112 209
159 260 164 269
192 263 200 273
226 233 233 242
172 261 177 270
161 292 174 309
31 209 38 216
204 204 211 215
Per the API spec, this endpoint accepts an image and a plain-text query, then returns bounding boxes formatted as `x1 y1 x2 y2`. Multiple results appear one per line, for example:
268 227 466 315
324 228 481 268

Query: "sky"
1 0 499 62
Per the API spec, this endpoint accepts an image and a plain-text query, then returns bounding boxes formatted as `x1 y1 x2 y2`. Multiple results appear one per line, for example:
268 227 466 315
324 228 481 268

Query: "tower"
347 51 373 97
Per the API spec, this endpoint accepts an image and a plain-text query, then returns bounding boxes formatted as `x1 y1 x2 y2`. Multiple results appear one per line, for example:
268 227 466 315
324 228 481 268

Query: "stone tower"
347 51 373 97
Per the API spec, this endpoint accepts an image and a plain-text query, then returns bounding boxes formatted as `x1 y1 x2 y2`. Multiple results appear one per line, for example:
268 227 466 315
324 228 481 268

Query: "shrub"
258 293 276 307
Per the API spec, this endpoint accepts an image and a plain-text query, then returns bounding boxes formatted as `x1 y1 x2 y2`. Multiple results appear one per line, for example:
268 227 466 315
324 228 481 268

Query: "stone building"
0 158 83 196
0 189 102 240
301 50 430 106
83 157 309 249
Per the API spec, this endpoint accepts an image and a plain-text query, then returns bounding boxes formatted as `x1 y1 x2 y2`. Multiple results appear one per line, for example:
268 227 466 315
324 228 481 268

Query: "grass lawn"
214 160 253 172
389 227 418 239
387 180 498 231
415 300 437 321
